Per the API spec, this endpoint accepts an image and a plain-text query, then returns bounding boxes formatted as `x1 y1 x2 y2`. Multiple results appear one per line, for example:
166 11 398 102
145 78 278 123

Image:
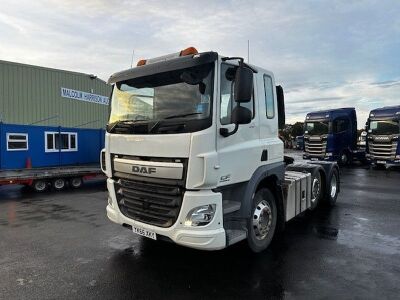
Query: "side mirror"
232 106 252 124
234 66 253 102
220 106 252 137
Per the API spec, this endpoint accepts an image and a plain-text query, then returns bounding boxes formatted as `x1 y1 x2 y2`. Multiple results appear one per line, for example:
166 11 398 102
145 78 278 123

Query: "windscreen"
369 120 399 135
304 121 330 135
108 63 214 134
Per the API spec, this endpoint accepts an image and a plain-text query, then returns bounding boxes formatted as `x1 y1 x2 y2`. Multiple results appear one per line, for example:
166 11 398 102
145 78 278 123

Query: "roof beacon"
137 47 198 66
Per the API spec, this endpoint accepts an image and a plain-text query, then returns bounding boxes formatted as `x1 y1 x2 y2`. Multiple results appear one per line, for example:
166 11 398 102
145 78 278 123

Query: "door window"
220 64 254 125
263 75 275 119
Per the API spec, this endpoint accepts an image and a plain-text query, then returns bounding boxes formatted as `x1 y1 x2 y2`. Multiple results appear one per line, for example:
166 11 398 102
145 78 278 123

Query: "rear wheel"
32 180 48 193
310 171 323 210
69 177 83 189
247 188 277 253
53 178 66 191
325 168 339 206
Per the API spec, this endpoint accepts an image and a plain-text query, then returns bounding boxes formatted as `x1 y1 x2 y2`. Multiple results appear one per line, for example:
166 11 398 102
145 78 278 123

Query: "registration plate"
132 225 157 240
377 160 386 164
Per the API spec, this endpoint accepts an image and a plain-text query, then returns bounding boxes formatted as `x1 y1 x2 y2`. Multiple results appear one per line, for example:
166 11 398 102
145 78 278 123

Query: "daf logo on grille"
132 165 156 174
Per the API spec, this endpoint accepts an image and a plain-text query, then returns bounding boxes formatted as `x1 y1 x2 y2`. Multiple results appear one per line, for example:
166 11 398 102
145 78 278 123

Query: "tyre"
325 168 339 206
247 188 277 253
32 180 48 193
69 177 83 189
310 170 323 210
338 151 350 166
52 178 66 191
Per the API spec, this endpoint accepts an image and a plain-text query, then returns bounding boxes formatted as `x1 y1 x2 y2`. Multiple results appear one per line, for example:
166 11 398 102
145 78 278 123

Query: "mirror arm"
221 57 258 73
220 124 239 137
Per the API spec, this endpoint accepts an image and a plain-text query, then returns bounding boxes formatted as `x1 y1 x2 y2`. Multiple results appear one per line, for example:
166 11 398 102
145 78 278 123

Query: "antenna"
130 49 135 68
247 40 250 63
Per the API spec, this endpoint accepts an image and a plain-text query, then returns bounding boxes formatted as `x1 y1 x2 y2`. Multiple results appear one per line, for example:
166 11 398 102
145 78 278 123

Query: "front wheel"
247 188 277 253
338 151 350 166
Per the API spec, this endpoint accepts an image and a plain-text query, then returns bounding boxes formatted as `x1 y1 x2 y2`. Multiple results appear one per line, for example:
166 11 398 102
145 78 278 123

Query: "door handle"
249 124 255 128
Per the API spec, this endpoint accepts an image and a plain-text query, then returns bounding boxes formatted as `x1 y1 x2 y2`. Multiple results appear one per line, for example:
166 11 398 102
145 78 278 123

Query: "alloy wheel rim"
54 179 64 189
252 200 272 240
311 177 321 204
35 181 46 191
330 175 337 198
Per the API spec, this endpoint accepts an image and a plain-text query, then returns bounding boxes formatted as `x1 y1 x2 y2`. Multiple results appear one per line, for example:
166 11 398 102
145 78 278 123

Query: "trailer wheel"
325 168 339 206
70 177 83 189
32 180 48 193
247 188 277 253
53 178 66 191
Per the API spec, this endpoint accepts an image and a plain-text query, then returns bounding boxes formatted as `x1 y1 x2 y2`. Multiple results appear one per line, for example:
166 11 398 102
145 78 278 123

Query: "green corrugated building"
0 60 111 128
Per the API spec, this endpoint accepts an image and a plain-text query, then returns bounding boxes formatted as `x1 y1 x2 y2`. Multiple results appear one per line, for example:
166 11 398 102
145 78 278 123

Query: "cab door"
216 63 260 186
258 73 283 163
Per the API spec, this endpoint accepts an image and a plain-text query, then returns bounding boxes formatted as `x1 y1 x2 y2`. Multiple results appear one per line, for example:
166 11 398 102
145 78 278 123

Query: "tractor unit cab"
366 105 400 166
102 47 340 252
303 108 359 165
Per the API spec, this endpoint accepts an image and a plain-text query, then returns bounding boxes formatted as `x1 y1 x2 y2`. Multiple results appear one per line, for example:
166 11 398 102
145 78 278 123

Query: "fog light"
185 204 216 227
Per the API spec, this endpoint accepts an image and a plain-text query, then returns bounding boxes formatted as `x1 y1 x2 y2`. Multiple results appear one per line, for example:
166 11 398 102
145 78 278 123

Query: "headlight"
108 197 113 207
185 204 216 227
396 155 400 159
325 152 333 157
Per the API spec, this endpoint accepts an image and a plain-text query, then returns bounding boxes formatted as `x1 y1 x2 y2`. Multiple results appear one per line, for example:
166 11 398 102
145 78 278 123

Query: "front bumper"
106 179 226 250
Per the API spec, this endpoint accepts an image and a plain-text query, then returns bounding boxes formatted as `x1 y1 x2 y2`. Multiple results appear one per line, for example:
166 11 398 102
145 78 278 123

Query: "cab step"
226 229 247 245
223 200 241 214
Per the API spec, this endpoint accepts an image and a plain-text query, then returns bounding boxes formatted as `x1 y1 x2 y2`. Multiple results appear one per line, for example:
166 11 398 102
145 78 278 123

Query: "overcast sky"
1 0 399 127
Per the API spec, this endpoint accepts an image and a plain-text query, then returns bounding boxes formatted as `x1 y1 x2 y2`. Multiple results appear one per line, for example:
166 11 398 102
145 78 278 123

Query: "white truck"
102 47 340 252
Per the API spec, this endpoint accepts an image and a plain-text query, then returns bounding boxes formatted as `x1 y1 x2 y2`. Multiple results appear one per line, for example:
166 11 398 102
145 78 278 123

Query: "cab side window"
264 75 275 119
220 64 254 125
334 118 349 133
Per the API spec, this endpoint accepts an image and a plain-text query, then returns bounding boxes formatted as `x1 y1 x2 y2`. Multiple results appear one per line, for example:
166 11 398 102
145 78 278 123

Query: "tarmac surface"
1 155 400 299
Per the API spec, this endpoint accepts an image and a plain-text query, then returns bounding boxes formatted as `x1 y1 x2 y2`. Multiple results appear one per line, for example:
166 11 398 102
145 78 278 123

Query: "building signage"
61 87 109 105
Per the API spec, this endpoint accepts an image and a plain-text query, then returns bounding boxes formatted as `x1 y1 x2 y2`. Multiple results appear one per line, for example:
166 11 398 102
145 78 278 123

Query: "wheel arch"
240 162 286 233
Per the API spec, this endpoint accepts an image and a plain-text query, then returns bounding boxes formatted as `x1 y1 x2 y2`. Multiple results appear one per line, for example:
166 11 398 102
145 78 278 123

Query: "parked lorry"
303 108 365 165
102 47 340 252
0 123 105 192
366 105 400 166
295 135 304 150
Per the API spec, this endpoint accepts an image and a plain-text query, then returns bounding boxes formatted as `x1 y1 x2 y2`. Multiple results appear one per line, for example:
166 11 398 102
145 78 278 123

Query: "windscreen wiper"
149 112 202 133
107 119 148 133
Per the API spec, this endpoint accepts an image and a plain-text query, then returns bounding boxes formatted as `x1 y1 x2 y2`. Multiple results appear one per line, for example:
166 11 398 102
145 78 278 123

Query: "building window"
264 75 275 119
7 133 28 151
45 132 78 152
220 63 255 125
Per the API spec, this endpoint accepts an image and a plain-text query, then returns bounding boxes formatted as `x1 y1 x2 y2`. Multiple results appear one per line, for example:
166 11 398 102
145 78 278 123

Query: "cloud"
0 0 399 128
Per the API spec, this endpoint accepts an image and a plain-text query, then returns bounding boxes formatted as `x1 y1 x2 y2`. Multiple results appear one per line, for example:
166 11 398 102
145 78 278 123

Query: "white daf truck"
102 47 340 252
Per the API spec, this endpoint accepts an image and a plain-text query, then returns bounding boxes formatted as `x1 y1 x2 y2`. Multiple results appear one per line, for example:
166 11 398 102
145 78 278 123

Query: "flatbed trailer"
0 165 104 192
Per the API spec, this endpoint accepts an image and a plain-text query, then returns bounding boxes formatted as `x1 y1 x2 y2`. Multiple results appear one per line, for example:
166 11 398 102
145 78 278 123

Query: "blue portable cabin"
366 105 400 166
303 107 364 164
0 123 105 170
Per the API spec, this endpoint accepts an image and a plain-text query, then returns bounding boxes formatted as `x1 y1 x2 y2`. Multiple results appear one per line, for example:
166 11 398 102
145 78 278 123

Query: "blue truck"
303 107 365 165
366 105 400 167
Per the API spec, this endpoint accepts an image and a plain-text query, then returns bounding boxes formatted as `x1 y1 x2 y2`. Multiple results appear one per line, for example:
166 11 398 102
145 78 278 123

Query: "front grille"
115 178 184 228
369 141 397 160
305 139 327 157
